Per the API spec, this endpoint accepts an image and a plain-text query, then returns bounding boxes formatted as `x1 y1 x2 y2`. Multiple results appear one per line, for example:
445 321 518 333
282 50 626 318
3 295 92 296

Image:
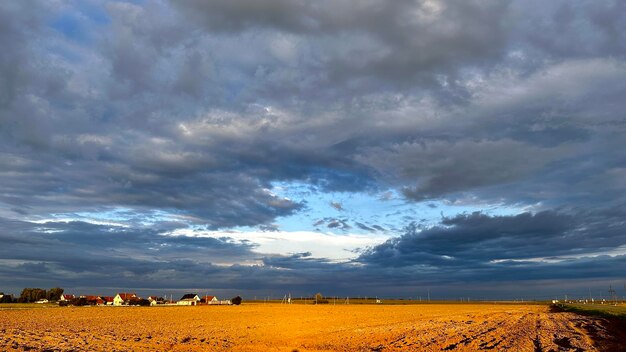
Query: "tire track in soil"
381 310 624 351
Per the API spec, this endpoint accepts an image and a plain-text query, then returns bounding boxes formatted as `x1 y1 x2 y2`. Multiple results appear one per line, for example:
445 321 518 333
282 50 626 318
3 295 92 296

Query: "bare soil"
1 303 625 351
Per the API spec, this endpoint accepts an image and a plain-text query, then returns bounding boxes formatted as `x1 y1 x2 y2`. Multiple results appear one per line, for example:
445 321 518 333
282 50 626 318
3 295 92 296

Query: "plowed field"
1 303 625 351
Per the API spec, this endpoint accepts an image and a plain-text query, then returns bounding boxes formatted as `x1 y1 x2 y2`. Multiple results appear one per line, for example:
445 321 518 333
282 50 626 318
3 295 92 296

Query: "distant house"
60 294 75 302
200 296 219 305
83 295 104 305
101 296 114 305
114 293 138 306
177 294 200 306
148 296 160 306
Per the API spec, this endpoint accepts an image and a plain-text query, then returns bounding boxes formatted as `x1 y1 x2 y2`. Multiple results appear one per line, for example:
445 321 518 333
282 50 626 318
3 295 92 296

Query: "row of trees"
17 287 64 303
1 288 66 303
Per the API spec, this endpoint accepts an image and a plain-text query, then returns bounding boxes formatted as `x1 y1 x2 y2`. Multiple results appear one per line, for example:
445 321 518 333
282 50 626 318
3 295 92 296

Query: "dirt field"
1 303 625 351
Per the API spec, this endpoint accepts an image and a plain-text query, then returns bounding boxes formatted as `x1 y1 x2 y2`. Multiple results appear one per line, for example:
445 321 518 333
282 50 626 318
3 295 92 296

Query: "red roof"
102 296 114 302
84 295 100 301
61 294 75 300
117 293 137 300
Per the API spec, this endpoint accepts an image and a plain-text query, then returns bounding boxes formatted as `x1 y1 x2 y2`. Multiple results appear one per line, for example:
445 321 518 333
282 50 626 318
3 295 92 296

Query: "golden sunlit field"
1 303 625 351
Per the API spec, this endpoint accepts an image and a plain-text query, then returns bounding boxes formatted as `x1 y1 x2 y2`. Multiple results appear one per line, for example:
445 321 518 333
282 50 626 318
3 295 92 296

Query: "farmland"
1 303 625 351
555 303 626 320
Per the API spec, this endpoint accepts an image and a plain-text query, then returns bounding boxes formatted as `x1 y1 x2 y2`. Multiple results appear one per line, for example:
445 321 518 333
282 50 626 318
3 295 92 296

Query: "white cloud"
169 228 390 262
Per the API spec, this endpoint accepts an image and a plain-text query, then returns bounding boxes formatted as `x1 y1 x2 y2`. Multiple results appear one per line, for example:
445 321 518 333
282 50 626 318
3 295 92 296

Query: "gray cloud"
359 208 626 269
0 217 262 293
354 222 374 232
1 210 626 299
173 0 511 87
2 0 625 220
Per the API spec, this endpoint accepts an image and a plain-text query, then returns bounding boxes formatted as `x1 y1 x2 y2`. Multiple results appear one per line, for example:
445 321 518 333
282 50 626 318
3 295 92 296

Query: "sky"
1 0 626 300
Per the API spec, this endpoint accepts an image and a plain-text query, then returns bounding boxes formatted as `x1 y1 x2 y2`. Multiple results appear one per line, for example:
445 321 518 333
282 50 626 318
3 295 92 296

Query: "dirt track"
1 303 625 351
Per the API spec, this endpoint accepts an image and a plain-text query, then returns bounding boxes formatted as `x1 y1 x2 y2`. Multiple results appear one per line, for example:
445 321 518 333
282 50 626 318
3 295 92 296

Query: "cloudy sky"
1 0 625 299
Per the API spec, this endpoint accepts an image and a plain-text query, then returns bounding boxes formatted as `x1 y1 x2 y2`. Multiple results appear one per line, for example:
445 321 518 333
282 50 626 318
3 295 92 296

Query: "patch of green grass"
555 303 626 319
0 303 59 309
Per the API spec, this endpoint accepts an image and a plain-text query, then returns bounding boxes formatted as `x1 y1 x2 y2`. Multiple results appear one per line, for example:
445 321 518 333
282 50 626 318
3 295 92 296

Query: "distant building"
60 294 75 302
35 299 49 304
177 294 200 306
200 296 219 305
114 293 138 306
101 296 114 305
83 295 104 305
148 296 160 306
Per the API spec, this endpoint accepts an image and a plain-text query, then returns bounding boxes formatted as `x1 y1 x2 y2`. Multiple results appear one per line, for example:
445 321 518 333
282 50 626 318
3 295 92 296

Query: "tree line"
0 287 65 303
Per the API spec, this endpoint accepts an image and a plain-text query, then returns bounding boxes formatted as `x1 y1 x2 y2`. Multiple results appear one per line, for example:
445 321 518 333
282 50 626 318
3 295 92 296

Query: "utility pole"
609 285 617 305
427 289 430 302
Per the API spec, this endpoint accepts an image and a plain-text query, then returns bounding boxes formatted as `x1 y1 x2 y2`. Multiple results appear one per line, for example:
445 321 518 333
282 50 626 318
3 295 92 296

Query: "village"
56 293 235 306
0 290 240 306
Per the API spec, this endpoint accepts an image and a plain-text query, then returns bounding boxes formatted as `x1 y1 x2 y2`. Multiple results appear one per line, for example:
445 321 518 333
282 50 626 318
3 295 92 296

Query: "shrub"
71 297 88 306
47 287 64 302
231 296 242 305
314 293 328 304
0 295 14 303
136 299 151 306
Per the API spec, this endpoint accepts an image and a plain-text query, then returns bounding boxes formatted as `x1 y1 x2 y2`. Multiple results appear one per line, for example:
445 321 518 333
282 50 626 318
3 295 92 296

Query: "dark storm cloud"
1 0 626 296
359 208 626 269
0 218 365 295
0 218 256 267
0 217 261 290
1 211 625 299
